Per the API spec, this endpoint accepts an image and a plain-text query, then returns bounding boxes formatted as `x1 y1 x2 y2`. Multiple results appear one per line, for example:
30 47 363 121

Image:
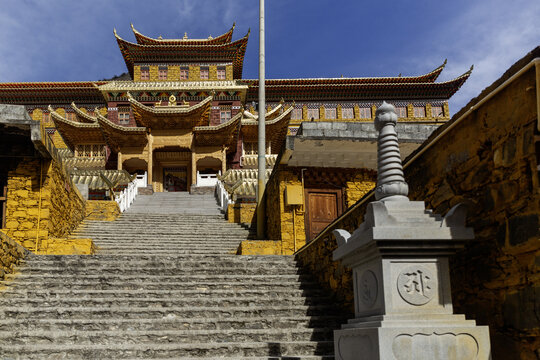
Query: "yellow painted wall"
227 203 256 225
0 231 28 280
4 158 85 251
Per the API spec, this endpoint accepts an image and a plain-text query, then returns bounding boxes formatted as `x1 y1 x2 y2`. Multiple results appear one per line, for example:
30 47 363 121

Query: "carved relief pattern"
358 270 378 308
397 265 435 305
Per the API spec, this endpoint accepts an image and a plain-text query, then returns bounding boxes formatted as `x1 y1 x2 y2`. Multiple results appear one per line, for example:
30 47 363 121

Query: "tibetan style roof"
218 168 273 185
114 29 250 79
71 102 97 124
241 106 293 152
241 154 277 168
128 92 213 129
193 111 242 149
244 64 472 101
56 148 105 171
70 170 133 191
0 82 106 105
49 106 104 150
95 112 147 152
131 23 235 45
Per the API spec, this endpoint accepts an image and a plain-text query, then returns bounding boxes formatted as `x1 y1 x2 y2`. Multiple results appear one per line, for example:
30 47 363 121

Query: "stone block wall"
294 51 540 359
3 158 85 250
0 231 28 280
227 203 256 225
265 166 376 255
85 200 121 221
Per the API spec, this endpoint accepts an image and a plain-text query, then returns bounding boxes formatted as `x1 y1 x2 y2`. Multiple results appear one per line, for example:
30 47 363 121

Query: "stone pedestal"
333 201 491 360
332 102 491 359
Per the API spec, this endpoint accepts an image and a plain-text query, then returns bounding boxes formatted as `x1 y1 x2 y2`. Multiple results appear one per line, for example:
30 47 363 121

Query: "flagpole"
256 0 266 239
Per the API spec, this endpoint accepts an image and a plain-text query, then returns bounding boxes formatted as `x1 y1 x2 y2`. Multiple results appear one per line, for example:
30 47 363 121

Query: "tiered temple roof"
241 105 294 153
131 23 236 46
127 93 213 129
193 111 242 149
244 63 472 101
0 82 106 105
71 102 98 123
49 106 104 150
95 111 148 152
114 28 250 79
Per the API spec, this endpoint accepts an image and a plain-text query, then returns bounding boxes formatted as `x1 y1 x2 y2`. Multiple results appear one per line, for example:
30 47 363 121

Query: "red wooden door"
305 189 342 242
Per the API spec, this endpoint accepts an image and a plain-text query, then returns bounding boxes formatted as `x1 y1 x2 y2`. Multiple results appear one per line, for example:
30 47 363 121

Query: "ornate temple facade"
0 24 471 195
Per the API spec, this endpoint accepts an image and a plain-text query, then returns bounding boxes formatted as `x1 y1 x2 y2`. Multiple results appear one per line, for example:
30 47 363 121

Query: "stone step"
0 279 318 291
0 316 344 332
22 254 296 265
4 273 314 285
0 305 340 319
0 288 327 299
0 341 334 358
15 266 303 276
0 328 334 344
0 295 333 308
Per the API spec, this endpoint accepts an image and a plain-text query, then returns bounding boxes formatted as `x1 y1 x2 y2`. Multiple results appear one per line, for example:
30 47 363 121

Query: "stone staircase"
0 192 348 359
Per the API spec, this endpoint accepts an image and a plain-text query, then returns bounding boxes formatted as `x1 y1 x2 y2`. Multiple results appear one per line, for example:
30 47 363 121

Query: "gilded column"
117 151 122 170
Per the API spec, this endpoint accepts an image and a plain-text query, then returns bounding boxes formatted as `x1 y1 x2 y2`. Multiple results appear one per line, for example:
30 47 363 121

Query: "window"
76 144 105 158
431 105 444 118
158 66 168 80
307 108 319 120
220 110 232 123
359 107 372 119
118 112 130 125
140 67 149 80
217 66 226 80
395 106 407 118
200 66 209 80
325 107 336 119
180 67 189 80
341 108 354 119
291 108 303 120
243 141 270 156
413 106 426 118
66 112 75 121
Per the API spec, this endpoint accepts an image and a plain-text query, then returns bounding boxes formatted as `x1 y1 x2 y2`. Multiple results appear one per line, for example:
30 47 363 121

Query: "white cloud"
422 0 540 114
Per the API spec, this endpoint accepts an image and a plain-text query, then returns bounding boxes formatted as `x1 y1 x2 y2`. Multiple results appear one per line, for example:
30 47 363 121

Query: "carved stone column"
332 102 491 360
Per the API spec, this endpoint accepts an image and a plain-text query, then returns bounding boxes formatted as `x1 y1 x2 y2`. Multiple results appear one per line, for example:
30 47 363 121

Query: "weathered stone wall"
85 200 121 221
4 158 85 250
265 166 376 255
295 52 540 359
0 231 28 281
227 203 256 225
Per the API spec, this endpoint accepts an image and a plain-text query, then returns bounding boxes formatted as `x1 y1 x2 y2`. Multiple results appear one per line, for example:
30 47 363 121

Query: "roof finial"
208 34 213 40
183 32 188 40
158 35 163 40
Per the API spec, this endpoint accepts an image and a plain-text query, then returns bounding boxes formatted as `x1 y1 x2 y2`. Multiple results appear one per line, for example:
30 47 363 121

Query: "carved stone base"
334 324 491 360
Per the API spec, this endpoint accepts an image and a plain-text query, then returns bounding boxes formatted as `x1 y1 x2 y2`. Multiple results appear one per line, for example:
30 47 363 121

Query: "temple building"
0 24 471 196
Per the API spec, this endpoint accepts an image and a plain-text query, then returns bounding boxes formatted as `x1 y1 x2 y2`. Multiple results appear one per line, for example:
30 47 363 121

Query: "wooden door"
305 189 342 242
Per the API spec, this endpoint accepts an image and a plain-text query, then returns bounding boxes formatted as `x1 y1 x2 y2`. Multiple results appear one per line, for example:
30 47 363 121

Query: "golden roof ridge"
130 23 236 45
127 92 214 115
94 111 147 133
71 102 98 124
48 106 100 129
194 110 242 132
242 105 294 126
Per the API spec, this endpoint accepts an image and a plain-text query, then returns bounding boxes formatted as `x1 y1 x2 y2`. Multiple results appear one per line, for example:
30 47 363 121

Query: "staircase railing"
215 180 232 212
116 179 138 212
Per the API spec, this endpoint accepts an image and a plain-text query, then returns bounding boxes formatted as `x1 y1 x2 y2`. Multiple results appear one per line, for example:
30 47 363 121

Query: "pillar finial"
374 101 409 201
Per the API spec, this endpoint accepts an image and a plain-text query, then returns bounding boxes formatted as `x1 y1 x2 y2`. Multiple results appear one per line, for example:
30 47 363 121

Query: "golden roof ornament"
158 35 163 40
183 32 188 40
168 95 177 106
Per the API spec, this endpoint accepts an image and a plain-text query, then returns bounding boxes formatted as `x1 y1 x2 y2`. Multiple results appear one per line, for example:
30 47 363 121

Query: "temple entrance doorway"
163 167 188 192
304 188 343 242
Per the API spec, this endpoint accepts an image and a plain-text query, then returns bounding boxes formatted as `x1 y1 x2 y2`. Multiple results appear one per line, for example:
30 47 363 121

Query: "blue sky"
0 0 538 114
